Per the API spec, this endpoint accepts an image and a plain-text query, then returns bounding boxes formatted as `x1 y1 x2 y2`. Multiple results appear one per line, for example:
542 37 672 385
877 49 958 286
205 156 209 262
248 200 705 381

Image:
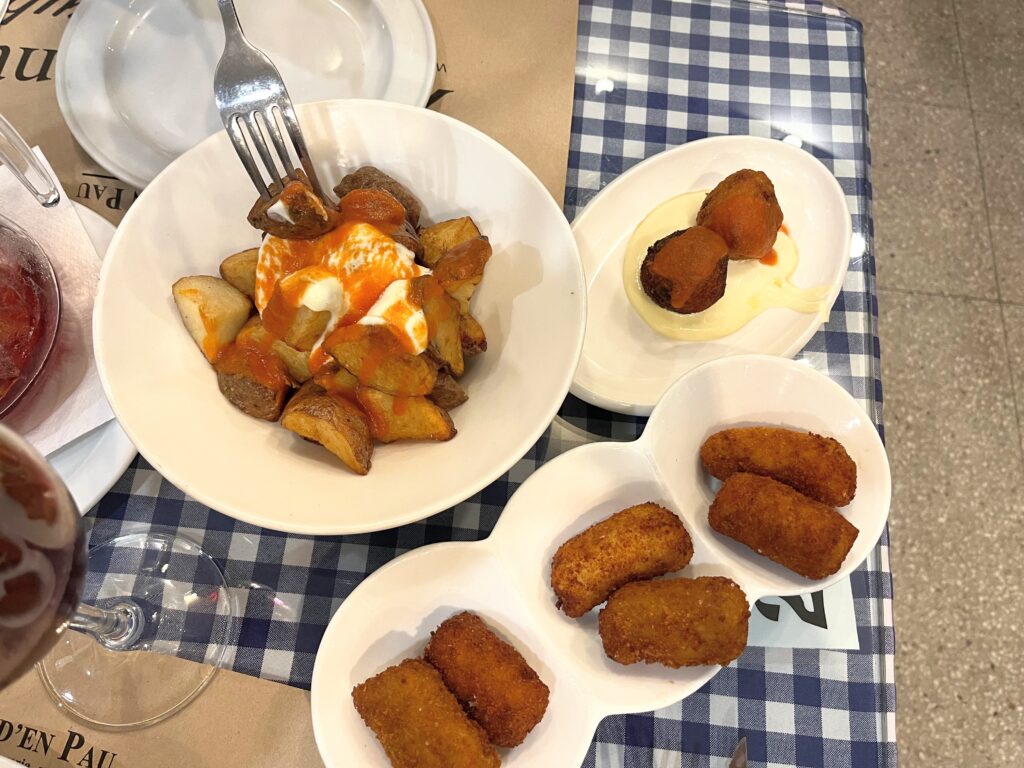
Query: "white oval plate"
310 355 891 767
48 205 136 514
570 136 852 416
56 0 436 188
93 100 586 535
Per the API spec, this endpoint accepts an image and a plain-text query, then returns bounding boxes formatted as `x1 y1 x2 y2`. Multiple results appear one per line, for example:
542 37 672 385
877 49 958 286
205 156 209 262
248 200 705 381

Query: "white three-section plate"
56 0 436 188
570 136 852 416
48 205 136 513
310 355 891 767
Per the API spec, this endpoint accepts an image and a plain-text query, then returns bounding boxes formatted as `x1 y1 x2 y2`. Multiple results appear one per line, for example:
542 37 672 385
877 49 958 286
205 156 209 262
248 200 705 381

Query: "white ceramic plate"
93 100 586 535
310 355 891 766
56 0 436 188
48 205 136 514
571 136 852 416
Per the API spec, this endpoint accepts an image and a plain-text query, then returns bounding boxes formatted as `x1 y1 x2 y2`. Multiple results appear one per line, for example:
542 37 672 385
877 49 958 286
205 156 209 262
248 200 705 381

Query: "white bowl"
310 355 891 766
571 135 852 415
93 100 586 535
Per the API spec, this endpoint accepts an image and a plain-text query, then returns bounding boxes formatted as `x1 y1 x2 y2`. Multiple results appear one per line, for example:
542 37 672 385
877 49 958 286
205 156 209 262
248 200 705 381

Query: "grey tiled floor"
839 0 1024 764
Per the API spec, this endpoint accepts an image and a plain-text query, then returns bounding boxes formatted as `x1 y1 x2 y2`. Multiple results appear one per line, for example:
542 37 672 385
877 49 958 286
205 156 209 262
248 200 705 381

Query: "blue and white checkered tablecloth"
84 0 896 765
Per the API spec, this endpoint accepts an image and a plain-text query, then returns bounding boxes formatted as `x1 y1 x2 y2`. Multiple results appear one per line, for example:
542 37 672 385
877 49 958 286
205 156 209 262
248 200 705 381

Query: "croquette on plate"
351 658 500 768
700 426 857 507
424 611 549 747
599 576 750 667
709 472 859 580
551 502 693 618
639 226 729 314
696 169 783 260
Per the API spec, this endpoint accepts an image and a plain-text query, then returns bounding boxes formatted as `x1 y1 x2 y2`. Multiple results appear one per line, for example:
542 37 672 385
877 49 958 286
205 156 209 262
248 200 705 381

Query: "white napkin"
1 149 114 454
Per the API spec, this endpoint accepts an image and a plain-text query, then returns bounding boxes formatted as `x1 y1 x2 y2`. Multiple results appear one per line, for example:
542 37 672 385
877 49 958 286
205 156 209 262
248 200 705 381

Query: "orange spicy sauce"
257 218 424 343
338 189 405 235
216 339 289 391
760 224 789 266
322 324 406 385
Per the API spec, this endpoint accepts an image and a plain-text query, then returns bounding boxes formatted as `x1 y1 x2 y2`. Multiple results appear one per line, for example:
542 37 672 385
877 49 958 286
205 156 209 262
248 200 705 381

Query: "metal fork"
212 0 325 200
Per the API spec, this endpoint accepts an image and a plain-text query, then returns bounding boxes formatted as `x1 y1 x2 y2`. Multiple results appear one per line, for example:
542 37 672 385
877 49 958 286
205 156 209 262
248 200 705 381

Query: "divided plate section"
311 542 594 767
642 355 891 599
310 356 891 767
492 441 729 719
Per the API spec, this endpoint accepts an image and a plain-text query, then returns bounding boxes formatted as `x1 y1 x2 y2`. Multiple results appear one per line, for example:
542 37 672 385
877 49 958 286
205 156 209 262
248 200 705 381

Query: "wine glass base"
36 532 234 730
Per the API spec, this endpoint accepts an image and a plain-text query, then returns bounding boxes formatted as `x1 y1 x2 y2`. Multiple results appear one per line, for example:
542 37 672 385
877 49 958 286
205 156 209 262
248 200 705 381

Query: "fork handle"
216 0 246 44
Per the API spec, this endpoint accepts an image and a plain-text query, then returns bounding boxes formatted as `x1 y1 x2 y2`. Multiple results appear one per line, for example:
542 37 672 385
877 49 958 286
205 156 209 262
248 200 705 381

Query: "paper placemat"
0 0 576 223
0 641 323 768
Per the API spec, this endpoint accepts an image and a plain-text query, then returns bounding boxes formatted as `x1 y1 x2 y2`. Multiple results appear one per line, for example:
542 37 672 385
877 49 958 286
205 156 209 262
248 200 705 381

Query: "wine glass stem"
68 601 145 651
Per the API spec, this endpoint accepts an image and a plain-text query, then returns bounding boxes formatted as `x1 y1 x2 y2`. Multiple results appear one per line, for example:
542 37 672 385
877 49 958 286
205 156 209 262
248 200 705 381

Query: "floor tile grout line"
868 93 974 113
875 286 1024 307
950 0 1024 469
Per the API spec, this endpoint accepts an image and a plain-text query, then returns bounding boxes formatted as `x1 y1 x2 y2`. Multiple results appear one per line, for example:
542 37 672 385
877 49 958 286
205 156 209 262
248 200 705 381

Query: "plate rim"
568 134 853 416
92 98 587 535
54 0 438 189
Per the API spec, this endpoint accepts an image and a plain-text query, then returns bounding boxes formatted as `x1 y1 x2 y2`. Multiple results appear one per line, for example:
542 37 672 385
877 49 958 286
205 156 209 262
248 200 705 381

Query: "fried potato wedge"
356 387 456 443
281 381 373 474
247 177 341 240
413 276 464 377
219 248 259 298
419 216 481 268
172 276 252 363
428 371 468 411
327 324 437 396
313 361 360 399
459 313 487 357
235 318 312 384
337 188 423 258
392 219 423 259
271 341 312 384
433 237 491 314
333 165 422 228
214 342 291 421
262 271 332 351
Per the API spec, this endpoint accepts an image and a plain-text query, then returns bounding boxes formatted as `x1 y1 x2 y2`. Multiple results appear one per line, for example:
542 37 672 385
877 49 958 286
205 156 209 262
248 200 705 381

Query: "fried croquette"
639 226 729 314
598 576 749 667
550 502 694 618
696 169 783 260
709 473 859 579
700 426 857 507
351 658 500 768
424 612 549 747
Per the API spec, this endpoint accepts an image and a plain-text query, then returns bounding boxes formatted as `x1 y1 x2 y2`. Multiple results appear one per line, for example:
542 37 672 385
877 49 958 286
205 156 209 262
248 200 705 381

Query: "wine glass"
0 423 234 729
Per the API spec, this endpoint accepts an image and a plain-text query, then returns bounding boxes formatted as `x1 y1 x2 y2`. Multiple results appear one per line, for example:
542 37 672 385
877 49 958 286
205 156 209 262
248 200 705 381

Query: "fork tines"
224 103 322 201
